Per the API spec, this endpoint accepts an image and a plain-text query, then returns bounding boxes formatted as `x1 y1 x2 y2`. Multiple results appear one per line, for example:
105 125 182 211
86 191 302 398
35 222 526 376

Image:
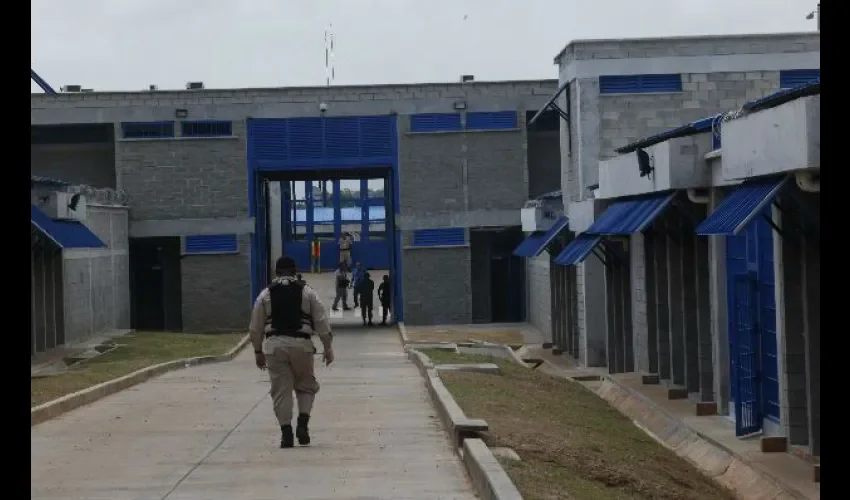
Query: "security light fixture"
175 108 189 118
637 149 653 178
453 101 467 110
68 193 82 211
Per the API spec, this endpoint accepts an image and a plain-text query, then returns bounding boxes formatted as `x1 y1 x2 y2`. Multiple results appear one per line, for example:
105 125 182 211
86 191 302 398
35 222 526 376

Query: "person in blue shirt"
350 262 365 308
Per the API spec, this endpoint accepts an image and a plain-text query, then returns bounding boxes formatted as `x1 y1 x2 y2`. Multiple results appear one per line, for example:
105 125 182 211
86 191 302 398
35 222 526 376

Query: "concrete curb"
408 348 524 500
594 377 809 500
462 439 524 500
31 334 251 427
407 348 488 447
397 321 410 347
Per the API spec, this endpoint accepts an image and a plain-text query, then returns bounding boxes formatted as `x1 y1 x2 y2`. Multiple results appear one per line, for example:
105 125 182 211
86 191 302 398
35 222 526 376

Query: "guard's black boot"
296 413 311 446
281 425 294 449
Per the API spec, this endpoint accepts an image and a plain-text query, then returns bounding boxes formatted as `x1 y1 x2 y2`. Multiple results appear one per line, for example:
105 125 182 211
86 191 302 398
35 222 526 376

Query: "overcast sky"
32 0 816 93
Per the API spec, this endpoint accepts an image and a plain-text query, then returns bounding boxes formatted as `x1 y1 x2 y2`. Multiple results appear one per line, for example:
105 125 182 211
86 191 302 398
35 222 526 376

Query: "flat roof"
31 78 559 98
553 31 820 65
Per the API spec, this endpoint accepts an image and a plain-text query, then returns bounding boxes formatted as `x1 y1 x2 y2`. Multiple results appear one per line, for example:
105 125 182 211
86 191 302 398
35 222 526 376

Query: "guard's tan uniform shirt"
249 276 332 425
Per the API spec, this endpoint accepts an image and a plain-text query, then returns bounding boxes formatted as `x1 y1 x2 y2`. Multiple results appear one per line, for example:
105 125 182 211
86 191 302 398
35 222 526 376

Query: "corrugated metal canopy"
587 191 677 235
554 234 602 266
512 231 548 258
695 175 789 236
31 205 106 249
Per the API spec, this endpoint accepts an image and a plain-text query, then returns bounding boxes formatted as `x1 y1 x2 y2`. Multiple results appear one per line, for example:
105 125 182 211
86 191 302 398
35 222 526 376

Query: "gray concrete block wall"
180 234 252 332
598 72 781 160
402 245 471 325
115 121 248 221
398 132 466 216
630 233 649 373
556 32 819 65
31 142 116 188
61 205 131 344
466 130 527 211
526 254 552 340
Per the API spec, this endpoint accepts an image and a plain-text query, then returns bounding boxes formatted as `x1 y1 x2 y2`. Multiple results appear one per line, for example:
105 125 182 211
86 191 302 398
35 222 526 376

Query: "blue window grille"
465 111 518 131
412 228 466 247
182 120 233 137
121 121 175 139
599 74 682 94
183 234 239 254
779 69 820 89
410 113 462 133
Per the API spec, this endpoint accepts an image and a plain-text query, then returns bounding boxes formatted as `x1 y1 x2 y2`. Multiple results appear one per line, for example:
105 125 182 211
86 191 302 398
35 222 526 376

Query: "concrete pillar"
777 206 809 446
644 231 659 375
31 250 36 356
709 189 730 415
33 250 47 353
681 226 700 394
583 256 608 367
44 249 57 350
631 233 650 373
695 235 714 402
622 252 635 373
667 218 686 387
605 257 618 372
803 235 820 456
654 225 671 381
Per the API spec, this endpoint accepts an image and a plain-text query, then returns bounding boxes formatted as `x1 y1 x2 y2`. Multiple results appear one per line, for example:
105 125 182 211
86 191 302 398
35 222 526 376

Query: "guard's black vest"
268 280 312 335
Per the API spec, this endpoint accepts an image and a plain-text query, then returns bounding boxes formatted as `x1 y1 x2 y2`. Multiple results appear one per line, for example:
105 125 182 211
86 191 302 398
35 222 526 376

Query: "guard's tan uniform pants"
265 343 320 425
339 249 352 267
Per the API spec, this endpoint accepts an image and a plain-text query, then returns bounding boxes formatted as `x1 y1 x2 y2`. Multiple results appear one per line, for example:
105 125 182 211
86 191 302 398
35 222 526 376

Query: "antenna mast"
325 24 335 87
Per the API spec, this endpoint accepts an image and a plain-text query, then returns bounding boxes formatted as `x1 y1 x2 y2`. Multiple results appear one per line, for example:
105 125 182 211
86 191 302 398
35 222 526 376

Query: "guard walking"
378 274 392 326
358 272 375 326
338 232 353 268
249 256 334 449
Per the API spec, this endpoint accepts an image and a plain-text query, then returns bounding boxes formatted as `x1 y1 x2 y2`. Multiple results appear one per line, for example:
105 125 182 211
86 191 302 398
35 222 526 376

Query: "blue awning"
513 216 570 258
696 175 789 236
554 234 602 266
587 191 676 235
513 231 548 257
31 205 106 249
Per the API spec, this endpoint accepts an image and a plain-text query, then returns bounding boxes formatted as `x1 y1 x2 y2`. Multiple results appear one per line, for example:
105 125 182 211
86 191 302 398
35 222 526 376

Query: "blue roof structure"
31 205 106 249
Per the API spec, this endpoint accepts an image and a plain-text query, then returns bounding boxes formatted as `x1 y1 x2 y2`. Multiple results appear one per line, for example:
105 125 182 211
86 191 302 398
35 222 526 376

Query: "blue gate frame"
726 210 779 436
246 115 403 322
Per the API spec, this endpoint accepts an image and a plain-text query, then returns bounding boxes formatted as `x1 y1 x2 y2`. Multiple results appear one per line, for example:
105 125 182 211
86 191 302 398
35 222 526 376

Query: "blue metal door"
726 208 779 436
732 273 761 436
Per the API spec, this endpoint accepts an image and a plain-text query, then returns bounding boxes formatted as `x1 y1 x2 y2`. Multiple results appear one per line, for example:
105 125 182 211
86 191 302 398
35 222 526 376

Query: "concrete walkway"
31 328 476 500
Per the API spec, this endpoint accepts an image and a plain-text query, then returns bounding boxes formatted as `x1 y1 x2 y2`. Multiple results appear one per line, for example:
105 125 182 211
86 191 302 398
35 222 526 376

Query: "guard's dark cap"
275 256 297 272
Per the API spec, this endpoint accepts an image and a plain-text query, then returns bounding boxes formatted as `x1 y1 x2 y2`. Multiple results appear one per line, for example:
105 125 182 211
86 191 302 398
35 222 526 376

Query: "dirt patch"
439 357 734 500
31 332 244 407
405 327 523 345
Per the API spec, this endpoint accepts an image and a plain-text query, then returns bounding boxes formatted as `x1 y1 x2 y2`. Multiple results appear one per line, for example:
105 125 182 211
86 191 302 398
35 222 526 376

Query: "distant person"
338 232 353 268
378 275 392 326
310 238 321 273
248 256 334 449
358 272 375 326
350 262 365 308
331 264 351 311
